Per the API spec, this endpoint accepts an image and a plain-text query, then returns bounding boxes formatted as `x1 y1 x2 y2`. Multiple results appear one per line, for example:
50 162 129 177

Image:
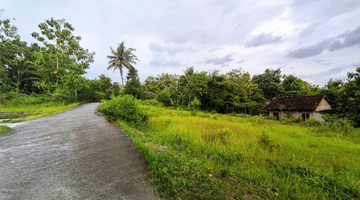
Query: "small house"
263 95 332 121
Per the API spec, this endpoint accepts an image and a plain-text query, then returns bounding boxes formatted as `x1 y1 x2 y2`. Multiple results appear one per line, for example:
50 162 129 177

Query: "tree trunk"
75 89 77 102
17 69 20 93
56 56 59 86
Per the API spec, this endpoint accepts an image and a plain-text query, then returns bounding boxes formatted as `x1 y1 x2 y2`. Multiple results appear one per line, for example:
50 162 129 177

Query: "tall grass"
101 102 360 199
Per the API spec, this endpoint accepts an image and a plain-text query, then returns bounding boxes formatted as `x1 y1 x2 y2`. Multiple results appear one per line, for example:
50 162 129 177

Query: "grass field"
115 104 360 199
0 102 80 122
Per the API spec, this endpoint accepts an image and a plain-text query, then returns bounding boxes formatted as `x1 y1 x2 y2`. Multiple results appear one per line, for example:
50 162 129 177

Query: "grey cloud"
237 59 245 64
205 54 234 66
149 42 193 55
246 33 282 48
351 63 360 68
286 26 360 59
320 66 347 76
328 26 360 51
312 59 331 66
299 63 359 79
149 56 181 68
286 40 330 58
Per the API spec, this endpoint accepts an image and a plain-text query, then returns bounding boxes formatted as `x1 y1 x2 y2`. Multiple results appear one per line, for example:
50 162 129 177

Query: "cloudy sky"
1 0 360 87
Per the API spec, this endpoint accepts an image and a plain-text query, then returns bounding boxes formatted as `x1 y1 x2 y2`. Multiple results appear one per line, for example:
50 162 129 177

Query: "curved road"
0 103 157 200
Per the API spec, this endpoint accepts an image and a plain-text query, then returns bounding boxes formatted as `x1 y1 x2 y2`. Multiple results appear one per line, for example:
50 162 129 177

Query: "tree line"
143 67 360 126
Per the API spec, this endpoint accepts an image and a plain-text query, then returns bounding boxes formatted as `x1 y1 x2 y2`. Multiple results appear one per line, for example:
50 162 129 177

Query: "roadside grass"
0 102 80 122
101 102 360 199
0 125 12 134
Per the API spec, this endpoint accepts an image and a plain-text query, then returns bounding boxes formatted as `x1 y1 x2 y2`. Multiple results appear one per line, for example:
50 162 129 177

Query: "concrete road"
0 103 157 200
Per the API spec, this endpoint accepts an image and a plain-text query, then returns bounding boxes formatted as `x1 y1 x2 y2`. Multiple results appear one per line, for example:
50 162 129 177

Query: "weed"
0 126 12 134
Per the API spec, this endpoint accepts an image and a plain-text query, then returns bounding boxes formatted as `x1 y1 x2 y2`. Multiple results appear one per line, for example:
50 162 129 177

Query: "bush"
303 118 324 127
264 115 278 120
156 89 173 106
98 95 148 126
291 118 303 123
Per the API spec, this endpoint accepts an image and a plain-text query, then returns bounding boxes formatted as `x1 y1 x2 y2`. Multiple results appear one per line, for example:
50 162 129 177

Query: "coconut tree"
107 42 140 87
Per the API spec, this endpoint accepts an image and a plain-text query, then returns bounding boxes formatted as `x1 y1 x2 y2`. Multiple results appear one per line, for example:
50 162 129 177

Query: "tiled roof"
263 95 325 111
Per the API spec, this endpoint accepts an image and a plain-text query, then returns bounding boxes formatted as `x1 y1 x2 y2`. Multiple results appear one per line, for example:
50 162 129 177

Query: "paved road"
0 103 157 200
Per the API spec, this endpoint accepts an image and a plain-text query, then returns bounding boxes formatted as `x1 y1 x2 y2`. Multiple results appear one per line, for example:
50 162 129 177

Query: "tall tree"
251 68 283 100
0 18 26 93
31 18 94 97
107 42 139 87
124 68 143 99
342 67 360 126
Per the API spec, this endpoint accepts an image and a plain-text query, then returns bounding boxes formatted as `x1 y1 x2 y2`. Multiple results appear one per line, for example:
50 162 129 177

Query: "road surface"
0 103 157 200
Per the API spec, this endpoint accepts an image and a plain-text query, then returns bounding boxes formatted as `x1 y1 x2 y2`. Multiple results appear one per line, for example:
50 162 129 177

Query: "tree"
282 75 319 97
31 18 94 98
107 42 139 87
318 79 344 113
124 68 143 99
251 68 283 100
0 18 26 93
342 67 360 126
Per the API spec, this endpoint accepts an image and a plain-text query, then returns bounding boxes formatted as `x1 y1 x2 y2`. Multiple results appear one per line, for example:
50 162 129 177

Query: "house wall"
315 98 331 111
315 112 325 122
270 111 316 120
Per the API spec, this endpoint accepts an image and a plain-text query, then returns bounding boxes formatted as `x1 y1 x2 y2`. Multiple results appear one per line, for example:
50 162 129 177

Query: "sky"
1 0 360 87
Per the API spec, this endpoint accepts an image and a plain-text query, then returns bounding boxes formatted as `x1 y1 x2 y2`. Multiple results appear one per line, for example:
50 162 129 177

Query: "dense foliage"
98 95 148 126
124 68 144 99
0 17 124 103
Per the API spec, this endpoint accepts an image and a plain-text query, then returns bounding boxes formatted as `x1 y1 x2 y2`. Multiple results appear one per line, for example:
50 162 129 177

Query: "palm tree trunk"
120 68 124 87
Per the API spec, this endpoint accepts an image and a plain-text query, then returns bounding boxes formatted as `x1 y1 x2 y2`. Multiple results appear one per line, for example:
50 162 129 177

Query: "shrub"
156 89 173 106
98 95 148 126
265 115 278 120
303 118 323 127
291 117 303 123
189 97 201 111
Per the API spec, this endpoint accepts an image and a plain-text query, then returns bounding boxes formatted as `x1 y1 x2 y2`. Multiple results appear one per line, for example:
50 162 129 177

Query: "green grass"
104 104 360 199
0 102 80 122
0 125 12 134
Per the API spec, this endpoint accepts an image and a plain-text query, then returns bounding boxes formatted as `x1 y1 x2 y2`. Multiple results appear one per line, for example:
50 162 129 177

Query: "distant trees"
145 67 265 114
143 66 360 126
107 42 139 87
251 68 283 100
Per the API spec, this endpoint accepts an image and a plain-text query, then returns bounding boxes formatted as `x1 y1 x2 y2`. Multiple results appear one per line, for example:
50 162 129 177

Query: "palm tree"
107 42 140 87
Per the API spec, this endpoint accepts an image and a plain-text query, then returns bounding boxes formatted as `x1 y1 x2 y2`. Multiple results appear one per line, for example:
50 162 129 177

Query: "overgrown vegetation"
99 99 360 199
98 95 148 126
